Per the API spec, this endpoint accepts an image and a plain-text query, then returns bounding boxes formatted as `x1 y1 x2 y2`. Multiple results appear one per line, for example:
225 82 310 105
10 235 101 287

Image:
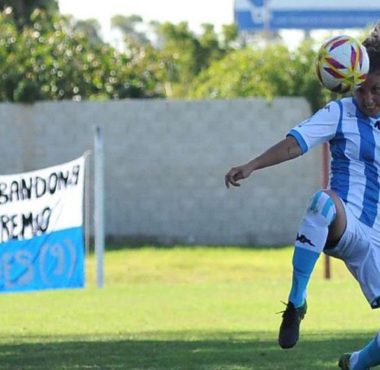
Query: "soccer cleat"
338 353 351 370
278 300 307 349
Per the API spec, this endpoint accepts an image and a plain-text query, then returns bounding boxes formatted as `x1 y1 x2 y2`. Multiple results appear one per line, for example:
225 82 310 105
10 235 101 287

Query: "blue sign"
0 227 85 292
234 0 380 31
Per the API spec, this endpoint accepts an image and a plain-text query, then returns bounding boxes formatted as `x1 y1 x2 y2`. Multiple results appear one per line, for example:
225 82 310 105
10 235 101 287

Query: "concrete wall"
0 98 322 246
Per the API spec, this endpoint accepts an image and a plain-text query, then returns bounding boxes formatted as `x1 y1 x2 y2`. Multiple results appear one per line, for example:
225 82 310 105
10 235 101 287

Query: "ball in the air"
315 35 369 93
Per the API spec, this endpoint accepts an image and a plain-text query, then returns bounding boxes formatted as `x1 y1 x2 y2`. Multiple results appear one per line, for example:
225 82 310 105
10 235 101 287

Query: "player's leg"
288 190 345 307
333 220 380 369
278 189 346 349
339 333 380 370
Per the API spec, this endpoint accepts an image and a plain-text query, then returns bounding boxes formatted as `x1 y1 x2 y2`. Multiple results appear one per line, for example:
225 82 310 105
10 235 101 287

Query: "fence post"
322 142 331 280
94 126 105 288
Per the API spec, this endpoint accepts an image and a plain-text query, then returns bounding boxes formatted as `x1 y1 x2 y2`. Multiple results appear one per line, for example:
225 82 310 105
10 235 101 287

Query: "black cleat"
278 301 307 349
338 353 352 370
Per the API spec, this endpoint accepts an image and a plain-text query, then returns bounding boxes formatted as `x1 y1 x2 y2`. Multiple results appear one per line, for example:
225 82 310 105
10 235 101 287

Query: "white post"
83 150 92 257
94 126 105 288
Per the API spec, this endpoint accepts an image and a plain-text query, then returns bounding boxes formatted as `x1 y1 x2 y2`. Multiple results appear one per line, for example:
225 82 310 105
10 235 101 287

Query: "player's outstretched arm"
225 136 302 188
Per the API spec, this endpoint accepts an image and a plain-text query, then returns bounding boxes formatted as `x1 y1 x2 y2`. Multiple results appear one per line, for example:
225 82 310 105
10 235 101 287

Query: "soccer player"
225 22 380 370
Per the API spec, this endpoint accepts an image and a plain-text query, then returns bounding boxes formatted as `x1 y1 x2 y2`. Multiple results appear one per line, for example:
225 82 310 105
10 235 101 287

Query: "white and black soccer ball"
315 35 369 93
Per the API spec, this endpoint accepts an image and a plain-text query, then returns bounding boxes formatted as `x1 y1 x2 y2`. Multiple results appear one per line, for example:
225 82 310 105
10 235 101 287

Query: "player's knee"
305 190 336 225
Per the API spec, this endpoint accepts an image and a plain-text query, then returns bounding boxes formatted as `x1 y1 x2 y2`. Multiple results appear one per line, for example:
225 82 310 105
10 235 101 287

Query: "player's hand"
225 165 251 188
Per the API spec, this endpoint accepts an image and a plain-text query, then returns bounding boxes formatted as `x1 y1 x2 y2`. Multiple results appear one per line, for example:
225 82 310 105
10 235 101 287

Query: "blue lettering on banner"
0 227 84 292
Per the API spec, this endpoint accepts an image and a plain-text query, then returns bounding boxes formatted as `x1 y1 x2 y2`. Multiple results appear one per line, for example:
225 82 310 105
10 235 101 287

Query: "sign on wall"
0 156 86 292
234 0 380 31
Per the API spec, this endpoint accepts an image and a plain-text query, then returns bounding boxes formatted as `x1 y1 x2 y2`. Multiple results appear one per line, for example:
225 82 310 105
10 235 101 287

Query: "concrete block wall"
0 98 321 246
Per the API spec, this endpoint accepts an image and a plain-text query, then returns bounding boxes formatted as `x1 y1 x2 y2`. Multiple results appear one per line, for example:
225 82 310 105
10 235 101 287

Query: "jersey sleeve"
287 101 341 154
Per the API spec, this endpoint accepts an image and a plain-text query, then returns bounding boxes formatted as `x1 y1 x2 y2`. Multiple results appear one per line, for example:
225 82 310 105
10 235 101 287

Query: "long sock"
350 333 380 370
288 191 336 308
289 248 319 307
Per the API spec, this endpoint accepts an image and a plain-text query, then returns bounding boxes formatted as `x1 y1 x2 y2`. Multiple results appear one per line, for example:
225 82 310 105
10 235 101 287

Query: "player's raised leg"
278 190 342 349
339 333 380 370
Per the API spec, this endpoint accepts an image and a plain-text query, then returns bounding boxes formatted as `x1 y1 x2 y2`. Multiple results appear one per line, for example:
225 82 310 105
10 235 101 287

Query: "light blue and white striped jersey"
288 97 380 240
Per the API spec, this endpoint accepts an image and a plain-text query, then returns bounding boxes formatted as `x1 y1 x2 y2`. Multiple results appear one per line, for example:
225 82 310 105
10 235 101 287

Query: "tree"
72 18 103 45
0 0 58 27
0 6 337 107
0 9 164 102
156 21 239 97
111 14 149 45
292 40 333 112
220 24 240 49
189 41 334 112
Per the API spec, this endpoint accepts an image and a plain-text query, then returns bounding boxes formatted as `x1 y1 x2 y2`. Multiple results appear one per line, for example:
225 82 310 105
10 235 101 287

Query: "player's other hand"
225 165 251 188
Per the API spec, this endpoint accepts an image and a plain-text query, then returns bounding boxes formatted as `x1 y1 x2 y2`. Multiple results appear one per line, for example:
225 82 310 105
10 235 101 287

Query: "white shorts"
324 201 380 309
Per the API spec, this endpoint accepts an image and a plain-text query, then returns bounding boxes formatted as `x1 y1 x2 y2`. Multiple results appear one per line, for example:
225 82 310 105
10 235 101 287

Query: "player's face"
354 72 380 117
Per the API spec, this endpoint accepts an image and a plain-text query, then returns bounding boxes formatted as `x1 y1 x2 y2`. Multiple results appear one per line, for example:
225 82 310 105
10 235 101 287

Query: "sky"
58 0 236 43
57 0 311 49
57 0 357 49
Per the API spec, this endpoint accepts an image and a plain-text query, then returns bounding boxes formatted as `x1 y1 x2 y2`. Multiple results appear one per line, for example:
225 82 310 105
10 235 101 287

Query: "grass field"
0 246 378 369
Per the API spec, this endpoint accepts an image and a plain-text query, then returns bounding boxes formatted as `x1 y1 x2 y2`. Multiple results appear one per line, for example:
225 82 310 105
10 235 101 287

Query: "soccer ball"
315 35 369 93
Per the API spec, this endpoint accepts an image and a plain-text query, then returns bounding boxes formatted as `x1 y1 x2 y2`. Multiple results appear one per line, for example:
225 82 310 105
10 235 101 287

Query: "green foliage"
189 46 290 99
72 18 103 45
190 40 335 112
111 14 149 45
156 21 239 97
0 9 164 102
0 0 58 27
293 40 335 112
0 5 339 107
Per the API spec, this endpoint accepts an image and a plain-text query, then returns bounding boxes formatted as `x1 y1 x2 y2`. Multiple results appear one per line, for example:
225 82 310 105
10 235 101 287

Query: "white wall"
0 98 321 245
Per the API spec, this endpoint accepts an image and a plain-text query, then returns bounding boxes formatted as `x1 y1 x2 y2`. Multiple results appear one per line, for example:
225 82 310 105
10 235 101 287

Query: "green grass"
0 246 377 369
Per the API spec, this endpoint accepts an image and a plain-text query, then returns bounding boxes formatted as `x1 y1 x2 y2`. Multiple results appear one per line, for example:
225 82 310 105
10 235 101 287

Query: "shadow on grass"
101 242 288 251
0 331 374 370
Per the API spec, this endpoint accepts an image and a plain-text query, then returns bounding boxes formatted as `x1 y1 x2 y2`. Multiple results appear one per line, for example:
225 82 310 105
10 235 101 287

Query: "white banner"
0 156 86 292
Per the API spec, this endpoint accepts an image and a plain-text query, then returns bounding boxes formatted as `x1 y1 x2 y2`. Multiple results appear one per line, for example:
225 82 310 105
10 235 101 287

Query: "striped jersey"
288 97 380 241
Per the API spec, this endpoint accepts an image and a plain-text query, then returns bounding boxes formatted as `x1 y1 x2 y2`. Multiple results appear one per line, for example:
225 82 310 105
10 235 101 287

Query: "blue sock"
287 191 336 308
351 334 380 369
289 247 320 307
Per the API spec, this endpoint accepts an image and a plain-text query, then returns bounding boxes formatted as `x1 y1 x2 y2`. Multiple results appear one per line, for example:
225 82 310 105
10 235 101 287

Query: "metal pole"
83 150 92 257
322 142 331 280
94 126 105 288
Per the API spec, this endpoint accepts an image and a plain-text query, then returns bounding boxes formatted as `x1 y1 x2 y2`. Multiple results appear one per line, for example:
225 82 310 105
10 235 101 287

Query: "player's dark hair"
363 21 380 73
